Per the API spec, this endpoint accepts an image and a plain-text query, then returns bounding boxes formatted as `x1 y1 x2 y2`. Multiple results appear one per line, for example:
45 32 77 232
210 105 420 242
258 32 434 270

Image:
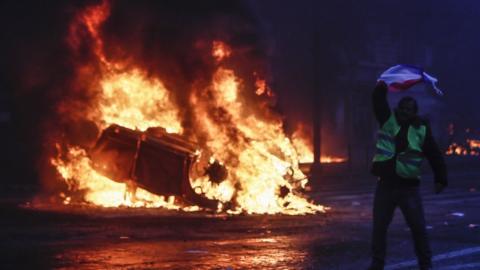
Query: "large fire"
50 1 327 214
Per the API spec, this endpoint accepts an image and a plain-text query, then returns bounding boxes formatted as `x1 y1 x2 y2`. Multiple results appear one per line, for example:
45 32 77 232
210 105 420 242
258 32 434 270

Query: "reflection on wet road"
2 174 480 269
56 235 307 269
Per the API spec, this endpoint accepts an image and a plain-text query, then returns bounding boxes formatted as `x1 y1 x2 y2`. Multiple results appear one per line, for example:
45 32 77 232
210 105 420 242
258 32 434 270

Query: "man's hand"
435 182 446 194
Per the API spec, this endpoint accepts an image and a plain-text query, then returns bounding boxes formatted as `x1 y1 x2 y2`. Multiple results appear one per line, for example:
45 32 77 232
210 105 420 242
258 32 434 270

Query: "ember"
49 0 326 214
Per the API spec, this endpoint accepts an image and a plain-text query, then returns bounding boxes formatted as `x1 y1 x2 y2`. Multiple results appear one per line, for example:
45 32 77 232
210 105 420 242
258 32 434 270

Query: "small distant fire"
445 124 480 157
48 1 328 215
446 139 480 156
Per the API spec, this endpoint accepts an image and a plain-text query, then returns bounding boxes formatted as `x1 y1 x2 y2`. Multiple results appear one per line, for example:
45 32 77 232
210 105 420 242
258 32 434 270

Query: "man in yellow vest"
368 81 448 270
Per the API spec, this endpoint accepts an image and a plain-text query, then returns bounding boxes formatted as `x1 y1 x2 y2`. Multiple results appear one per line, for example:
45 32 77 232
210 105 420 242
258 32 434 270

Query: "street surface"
1 172 479 269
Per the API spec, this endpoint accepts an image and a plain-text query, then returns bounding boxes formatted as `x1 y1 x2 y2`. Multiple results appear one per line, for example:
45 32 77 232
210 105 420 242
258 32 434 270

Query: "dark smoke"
0 0 271 191
101 0 271 138
0 1 81 190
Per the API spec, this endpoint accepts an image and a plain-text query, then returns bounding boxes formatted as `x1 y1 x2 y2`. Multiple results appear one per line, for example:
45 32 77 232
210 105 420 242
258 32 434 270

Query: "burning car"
90 124 220 209
49 0 327 215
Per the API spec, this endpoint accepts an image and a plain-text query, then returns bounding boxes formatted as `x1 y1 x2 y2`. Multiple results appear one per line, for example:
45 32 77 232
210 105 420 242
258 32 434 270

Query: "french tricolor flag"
378 64 444 96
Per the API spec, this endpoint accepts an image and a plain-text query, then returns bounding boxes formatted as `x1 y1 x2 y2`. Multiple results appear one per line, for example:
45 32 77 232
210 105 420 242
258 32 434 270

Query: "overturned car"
89 124 221 209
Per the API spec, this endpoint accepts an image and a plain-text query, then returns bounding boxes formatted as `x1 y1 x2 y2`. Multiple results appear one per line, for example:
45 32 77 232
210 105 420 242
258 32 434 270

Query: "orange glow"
189 66 324 214
253 72 274 97
255 78 267 95
95 68 182 133
291 124 346 163
469 139 480 149
255 78 274 97
51 0 327 214
54 0 187 209
51 145 199 210
446 139 480 156
212 40 232 62
68 0 111 66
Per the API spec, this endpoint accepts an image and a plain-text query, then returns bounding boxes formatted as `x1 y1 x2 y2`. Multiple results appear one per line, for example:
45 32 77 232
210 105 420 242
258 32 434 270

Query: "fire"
291 124 346 163
212 40 232 62
52 145 201 210
446 140 480 156
68 0 110 66
95 68 182 133
50 0 327 214
254 74 274 97
189 66 322 214
292 132 315 163
445 124 480 157
470 139 480 149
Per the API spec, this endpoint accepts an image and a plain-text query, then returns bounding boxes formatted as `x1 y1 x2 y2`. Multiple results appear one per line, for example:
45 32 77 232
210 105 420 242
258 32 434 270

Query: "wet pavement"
1 172 479 270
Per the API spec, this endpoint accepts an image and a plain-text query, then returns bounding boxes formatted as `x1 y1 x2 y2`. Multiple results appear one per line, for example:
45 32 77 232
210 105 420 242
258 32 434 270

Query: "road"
0 172 479 269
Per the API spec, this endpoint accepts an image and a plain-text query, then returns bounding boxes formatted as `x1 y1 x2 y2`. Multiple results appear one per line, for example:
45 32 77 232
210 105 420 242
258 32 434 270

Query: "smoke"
0 1 81 188
100 0 271 136
0 0 271 191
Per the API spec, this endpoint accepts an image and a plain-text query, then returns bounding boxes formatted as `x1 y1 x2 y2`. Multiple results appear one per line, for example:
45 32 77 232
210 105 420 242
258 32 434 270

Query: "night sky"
1 0 480 187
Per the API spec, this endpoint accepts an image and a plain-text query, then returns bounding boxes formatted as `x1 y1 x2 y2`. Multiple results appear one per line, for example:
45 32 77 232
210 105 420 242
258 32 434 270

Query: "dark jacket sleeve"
422 123 448 186
372 82 391 126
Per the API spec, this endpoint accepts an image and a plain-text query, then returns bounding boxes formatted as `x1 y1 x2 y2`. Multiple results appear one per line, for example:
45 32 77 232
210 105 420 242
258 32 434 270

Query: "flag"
378 64 444 96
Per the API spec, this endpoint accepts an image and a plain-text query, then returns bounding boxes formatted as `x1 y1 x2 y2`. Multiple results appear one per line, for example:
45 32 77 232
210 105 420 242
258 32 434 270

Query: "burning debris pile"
47 0 326 214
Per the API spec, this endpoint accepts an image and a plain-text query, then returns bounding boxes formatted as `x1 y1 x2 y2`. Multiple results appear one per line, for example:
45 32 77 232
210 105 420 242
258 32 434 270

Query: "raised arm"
372 81 391 126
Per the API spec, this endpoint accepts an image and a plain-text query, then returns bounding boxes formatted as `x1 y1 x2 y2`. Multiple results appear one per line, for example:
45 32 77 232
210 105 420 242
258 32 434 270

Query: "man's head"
395 96 418 123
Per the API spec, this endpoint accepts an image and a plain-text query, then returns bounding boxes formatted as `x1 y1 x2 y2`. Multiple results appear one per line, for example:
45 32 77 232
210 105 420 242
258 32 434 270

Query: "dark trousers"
370 180 432 269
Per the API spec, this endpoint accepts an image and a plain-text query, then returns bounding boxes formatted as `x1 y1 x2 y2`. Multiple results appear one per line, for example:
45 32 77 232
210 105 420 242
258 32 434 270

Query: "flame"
254 78 274 97
292 132 315 163
51 145 199 210
446 139 480 156
68 0 111 66
470 139 480 149
445 123 480 156
292 124 346 163
94 68 182 133
50 0 327 214
53 0 186 209
212 41 232 62
189 67 323 214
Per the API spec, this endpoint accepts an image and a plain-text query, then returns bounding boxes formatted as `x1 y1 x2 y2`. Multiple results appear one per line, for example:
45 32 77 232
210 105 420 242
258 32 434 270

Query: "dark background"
1 0 479 189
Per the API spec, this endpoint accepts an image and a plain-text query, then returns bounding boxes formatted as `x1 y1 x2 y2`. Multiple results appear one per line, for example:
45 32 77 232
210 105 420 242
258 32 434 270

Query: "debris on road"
449 212 465 218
